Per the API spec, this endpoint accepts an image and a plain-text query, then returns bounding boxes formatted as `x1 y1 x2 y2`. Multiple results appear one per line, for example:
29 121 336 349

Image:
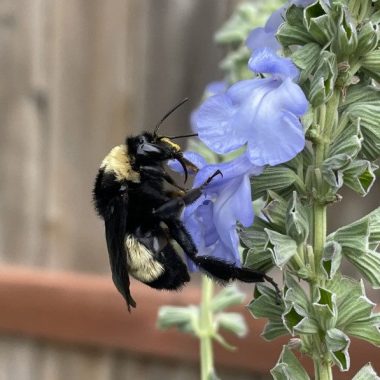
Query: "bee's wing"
104 193 136 311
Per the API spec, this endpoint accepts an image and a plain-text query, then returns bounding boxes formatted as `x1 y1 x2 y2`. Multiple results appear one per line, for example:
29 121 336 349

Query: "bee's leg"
152 170 222 219
140 165 186 191
163 218 281 299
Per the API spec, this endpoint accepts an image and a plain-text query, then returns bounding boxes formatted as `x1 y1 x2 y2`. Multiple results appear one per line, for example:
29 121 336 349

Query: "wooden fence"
0 1 379 379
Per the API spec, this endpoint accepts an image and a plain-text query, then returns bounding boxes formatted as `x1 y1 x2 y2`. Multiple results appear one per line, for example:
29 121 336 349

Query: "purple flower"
246 0 316 52
193 48 308 166
205 81 227 97
180 152 263 271
246 7 284 52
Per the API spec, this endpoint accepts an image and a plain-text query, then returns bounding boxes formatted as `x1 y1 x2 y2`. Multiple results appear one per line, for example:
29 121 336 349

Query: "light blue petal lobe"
193 153 262 189
275 78 308 116
205 81 227 96
228 77 307 166
195 94 246 154
249 48 299 79
265 7 286 32
195 201 219 247
246 27 281 52
213 176 253 256
247 110 305 166
227 78 271 104
291 0 315 6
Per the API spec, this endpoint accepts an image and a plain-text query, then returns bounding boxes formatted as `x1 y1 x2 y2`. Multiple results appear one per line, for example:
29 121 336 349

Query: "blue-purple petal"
193 93 246 154
247 110 305 166
193 152 263 188
249 48 299 79
205 81 227 96
246 27 281 52
291 0 317 6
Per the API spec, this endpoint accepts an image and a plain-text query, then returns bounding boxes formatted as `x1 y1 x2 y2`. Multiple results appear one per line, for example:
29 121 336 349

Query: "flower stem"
312 90 340 380
200 275 215 380
315 358 333 380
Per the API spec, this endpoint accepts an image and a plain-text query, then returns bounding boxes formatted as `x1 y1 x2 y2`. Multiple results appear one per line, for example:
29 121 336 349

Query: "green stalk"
315 358 333 380
200 275 215 380
311 91 340 380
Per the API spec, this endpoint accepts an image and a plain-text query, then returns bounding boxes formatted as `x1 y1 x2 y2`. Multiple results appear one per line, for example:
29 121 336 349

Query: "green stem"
315 358 333 380
312 90 340 380
200 275 215 380
313 202 326 277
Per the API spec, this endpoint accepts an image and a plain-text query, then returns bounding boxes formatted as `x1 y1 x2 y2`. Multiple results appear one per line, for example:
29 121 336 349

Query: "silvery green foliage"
157 284 248 350
244 0 380 377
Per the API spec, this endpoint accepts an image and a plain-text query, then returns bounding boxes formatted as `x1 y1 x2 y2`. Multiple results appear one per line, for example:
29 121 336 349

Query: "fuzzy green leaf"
343 160 377 196
262 191 288 233
157 305 198 334
345 317 380 347
361 49 380 79
285 4 304 26
313 287 337 331
322 241 342 279
356 22 379 56
293 316 319 335
326 328 351 371
265 229 298 267
243 248 274 272
328 217 369 256
286 192 309 244
333 279 375 328
271 346 310 380
309 51 337 106
331 4 358 58
216 312 247 337
239 218 270 250
329 122 362 158
276 22 313 47
345 250 380 289
291 42 321 83
248 293 284 320
211 285 246 312
284 273 310 312
344 102 380 161
252 167 303 199
262 320 289 341
353 363 380 380
303 1 335 45
340 85 380 109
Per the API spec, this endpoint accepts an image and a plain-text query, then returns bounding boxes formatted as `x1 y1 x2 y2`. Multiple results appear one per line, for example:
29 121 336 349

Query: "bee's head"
127 132 193 180
126 98 198 181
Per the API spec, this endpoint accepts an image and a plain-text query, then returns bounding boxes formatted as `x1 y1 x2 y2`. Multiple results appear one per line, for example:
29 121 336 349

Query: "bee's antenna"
154 98 189 136
167 133 198 140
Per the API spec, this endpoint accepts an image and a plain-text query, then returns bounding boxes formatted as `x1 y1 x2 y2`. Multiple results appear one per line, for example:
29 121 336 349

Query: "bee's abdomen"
125 235 164 282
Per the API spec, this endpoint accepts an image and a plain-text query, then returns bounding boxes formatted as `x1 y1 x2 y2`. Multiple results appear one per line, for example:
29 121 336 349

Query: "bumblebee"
93 99 278 311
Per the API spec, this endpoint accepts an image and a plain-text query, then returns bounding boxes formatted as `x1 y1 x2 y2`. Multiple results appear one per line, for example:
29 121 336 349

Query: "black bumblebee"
93 99 279 311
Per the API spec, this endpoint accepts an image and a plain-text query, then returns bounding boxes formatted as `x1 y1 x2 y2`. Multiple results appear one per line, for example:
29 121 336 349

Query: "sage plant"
159 1 380 379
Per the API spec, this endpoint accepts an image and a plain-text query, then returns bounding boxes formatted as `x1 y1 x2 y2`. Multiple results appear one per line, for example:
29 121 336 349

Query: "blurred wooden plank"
0 0 50 266
0 265 379 378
